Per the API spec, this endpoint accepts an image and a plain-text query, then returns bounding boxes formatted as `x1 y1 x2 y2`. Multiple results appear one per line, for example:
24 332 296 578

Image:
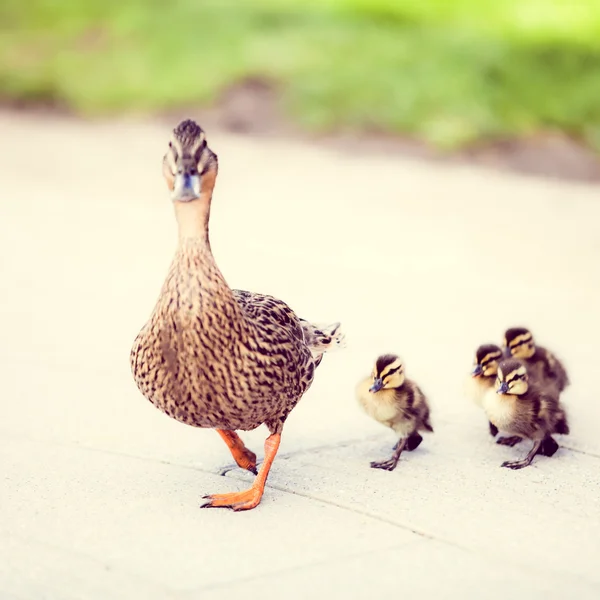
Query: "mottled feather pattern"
131 240 320 435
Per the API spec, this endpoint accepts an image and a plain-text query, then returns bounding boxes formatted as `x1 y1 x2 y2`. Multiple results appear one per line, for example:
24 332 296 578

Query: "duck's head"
471 344 503 378
504 327 535 359
163 119 218 203
495 359 529 395
369 354 404 393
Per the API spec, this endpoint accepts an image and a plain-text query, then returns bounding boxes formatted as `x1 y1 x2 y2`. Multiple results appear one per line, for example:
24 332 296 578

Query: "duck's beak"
369 378 384 393
472 364 483 377
497 382 509 394
172 173 201 202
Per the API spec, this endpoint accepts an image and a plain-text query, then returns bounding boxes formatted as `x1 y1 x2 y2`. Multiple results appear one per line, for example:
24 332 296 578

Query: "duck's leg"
501 439 543 470
371 437 407 471
216 430 258 475
201 433 281 511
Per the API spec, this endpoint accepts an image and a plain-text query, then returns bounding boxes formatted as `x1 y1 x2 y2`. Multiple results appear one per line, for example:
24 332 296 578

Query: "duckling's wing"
544 348 570 390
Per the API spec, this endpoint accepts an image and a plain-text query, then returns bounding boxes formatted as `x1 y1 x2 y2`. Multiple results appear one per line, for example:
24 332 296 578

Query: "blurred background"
2 3 600 596
2 0 600 179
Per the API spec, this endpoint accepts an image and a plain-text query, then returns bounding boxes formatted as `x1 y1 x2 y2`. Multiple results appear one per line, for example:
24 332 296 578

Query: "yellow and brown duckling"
504 327 569 393
483 358 570 470
465 343 504 437
356 354 433 471
130 119 344 511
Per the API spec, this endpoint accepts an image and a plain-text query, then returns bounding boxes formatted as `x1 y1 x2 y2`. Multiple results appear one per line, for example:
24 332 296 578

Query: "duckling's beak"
497 382 509 394
172 173 201 202
472 364 483 377
369 378 384 393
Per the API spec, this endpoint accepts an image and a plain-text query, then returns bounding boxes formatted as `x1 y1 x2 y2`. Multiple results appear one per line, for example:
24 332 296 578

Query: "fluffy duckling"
504 327 569 393
356 354 433 471
483 358 569 470
465 344 504 437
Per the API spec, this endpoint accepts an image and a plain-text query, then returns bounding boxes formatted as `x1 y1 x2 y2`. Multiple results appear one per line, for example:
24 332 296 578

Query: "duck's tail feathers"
300 320 346 358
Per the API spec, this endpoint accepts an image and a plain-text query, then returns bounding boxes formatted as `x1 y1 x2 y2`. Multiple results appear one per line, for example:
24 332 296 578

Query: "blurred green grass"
2 0 600 149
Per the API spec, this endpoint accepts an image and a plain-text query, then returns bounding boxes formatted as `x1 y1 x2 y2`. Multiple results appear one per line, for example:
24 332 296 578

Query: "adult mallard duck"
130 119 344 511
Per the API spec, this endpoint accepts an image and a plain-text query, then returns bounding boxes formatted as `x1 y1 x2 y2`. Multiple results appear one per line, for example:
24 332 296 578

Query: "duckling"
504 327 569 393
356 354 433 471
465 343 504 437
130 119 344 511
482 358 569 470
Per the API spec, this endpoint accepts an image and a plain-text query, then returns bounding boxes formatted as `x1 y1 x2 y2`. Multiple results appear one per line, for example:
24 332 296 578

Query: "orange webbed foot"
201 486 264 511
216 430 258 475
202 433 281 512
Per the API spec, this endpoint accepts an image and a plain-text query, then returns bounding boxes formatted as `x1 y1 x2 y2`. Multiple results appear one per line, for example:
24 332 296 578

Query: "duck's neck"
174 194 212 247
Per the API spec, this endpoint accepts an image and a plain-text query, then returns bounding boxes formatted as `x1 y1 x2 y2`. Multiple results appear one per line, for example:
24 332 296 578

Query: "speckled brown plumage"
129 119 343 510
130 259 318 434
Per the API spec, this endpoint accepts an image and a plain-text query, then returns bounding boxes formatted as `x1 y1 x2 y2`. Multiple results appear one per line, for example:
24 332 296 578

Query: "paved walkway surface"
1 112 599 599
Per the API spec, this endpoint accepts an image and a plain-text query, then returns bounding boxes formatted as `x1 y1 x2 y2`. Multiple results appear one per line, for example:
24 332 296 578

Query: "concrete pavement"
1 111 599 599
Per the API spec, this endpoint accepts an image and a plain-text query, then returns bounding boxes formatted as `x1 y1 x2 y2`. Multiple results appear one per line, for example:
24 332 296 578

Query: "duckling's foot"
372 437 407 471
501 459 531 470
406 432 423 452
501 439 542 470
489 422 499 437
370 458 399 471
216 429 258 475
496 436 522 447
202 433 281 511
539 435 559 457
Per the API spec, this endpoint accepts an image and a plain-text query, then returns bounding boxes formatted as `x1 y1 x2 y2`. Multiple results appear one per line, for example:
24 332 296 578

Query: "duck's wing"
233 289 307 346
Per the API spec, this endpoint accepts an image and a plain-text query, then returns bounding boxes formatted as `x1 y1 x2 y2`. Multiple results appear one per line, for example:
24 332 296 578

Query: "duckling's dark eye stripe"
510 338 531 349
382 366 401 378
